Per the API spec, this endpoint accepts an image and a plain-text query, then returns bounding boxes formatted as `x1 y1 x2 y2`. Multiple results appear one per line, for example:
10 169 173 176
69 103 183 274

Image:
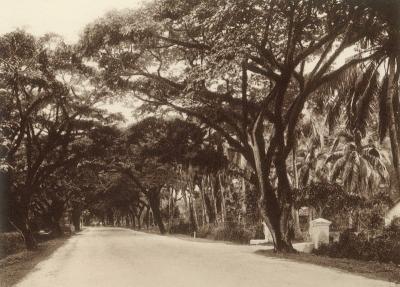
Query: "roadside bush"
210 223 254 244
169 221 192 234
391 217 400 228
0 232 25 258
196 225 212 238
253 224 265 240
314 225 400 264
170 221 256 244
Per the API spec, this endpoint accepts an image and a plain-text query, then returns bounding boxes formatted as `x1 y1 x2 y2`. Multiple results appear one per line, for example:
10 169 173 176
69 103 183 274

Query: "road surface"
16 227 395 287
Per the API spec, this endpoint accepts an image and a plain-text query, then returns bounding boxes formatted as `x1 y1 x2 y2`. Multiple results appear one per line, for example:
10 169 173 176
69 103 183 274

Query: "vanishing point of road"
16 227 396 287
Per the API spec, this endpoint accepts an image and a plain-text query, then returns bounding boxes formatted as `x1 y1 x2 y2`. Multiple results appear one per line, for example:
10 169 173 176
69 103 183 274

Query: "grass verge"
256 249 400 284
0 237 68 287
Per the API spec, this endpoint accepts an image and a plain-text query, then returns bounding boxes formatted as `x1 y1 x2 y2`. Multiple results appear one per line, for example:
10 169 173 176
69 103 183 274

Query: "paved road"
16 227 395 287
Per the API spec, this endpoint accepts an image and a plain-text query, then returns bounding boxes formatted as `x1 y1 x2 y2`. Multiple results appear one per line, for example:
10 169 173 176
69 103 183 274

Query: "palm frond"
328 131 354 155
353 64 376 111
325 151 344 164
354 70 379 136
346 64 376 132
326 90 348 134
320 66 358 134
364 154 389 183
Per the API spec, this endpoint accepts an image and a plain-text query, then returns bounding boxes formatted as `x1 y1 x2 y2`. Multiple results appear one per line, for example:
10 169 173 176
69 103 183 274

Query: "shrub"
196 225 212 238
210 223 254 244
170 221 256 244
169 221 192 234
253 224 265 240
0 232 25 258
391 217 400 228
314 226 400 264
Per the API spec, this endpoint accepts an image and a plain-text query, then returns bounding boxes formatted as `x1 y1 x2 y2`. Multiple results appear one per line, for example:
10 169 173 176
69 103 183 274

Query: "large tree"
0 31 117 249
80 0 376 251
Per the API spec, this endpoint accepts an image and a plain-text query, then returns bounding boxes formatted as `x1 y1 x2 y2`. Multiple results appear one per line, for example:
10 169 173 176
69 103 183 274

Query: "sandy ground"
16 227 397 287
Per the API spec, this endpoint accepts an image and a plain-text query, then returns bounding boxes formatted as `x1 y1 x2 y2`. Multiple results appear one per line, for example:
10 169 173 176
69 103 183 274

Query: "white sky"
0 0 151 43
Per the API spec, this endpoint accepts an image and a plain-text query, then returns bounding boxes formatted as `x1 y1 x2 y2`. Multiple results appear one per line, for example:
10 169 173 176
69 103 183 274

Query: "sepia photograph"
0 0 399 286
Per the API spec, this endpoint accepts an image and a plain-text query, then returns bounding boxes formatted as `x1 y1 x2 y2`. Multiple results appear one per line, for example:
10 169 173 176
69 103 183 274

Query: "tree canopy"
1 0 399 253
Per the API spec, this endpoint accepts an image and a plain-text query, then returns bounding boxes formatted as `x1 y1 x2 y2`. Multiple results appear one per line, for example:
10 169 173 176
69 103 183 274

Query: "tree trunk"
21 224 37 250
148 187 166 234
292 141 303 239
192 196 199 231
387 56 400 195
168 186 174 232
200 177 209 226
137 206 144 230
136 213 141 229
190 195 199 231
186 180 198 232
145 207 150 229
71 207 81 232
9 217 37 250
218 173 227 224
210 175 219 225
107 210 114 226
250 122 294 252
180 181 191 224
131 212 136 229
151 205 165 234
240 177 246 226
52 219 63 237
203 180 215 224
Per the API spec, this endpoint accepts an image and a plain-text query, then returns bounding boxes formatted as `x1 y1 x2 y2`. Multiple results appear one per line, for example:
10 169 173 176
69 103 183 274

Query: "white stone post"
310 218 331 249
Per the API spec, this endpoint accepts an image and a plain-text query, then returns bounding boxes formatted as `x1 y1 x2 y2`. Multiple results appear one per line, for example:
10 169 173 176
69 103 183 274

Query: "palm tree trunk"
210 175 219 225
168 186 173 232
218 173 227 224
200 176 209 226
188 196 198 232
387 56 400 195
148 187 165 234
292 141 302 239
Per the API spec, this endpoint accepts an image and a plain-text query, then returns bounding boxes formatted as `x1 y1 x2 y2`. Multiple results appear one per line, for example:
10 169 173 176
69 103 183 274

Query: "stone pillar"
310 218 331 249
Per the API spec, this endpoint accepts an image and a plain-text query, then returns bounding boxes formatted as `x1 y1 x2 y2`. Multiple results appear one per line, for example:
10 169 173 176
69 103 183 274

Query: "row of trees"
0 30 246 248
1 0 399 252
81 117 248 235
0 31 123 249
78 0 399 251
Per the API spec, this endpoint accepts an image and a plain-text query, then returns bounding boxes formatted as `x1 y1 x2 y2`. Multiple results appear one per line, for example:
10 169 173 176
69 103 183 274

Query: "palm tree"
296 101 390 196
326 133 389 196
348 0 400 194
311 0 400 194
